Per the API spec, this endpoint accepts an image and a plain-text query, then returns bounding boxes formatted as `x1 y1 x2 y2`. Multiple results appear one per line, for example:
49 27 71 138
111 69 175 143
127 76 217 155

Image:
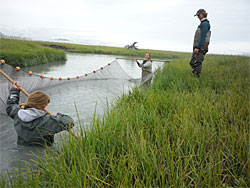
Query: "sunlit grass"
0 52 249 187
0 38 66 67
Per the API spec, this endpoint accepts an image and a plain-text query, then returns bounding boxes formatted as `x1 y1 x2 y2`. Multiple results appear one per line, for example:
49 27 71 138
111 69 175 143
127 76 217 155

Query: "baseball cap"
194 9 206 16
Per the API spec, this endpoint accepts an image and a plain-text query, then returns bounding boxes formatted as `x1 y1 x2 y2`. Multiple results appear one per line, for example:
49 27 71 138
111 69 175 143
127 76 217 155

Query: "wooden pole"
116 57 171 63
0 69 79 139
0 69 31 97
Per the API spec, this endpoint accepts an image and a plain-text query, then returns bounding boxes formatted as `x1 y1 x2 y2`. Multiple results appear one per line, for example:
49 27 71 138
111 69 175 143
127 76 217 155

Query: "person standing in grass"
136 52 153 84
190 9 211 78
6 83 75 146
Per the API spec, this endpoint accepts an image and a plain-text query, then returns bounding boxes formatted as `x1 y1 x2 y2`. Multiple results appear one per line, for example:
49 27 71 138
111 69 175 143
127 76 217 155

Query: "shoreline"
1 38 248 67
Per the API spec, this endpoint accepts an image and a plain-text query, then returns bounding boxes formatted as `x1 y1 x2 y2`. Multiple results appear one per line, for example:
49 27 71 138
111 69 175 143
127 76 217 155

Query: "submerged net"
0 59 153 115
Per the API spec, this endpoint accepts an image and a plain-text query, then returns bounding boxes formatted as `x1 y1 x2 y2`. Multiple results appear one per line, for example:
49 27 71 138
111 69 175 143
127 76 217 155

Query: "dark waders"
141 69 152 85
190 49 207 76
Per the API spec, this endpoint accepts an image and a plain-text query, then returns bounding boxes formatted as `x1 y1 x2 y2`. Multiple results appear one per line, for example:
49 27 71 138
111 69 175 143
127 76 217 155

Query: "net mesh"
0 59 152 115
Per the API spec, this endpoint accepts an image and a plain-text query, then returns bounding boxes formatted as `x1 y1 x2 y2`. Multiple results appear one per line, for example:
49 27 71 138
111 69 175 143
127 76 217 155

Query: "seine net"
0 59 152 115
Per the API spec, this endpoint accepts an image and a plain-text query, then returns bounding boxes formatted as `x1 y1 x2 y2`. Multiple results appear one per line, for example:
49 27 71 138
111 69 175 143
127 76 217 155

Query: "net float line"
0 59 112 81
0 68 79 139
0 58 150 116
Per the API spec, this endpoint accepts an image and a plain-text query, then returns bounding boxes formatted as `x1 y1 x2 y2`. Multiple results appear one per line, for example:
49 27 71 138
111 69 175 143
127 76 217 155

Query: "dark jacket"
193 18 211 51
6 88 74 146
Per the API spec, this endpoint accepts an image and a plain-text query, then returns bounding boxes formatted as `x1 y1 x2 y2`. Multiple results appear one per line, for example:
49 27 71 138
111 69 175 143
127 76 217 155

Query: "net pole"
116 57 171 62
0 69 79 139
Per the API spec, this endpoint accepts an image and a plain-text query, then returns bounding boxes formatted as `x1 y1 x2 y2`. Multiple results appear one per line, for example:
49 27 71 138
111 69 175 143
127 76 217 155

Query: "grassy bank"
0 38 191 67
0 38 66 67
1 54 249 187
38 41 190 60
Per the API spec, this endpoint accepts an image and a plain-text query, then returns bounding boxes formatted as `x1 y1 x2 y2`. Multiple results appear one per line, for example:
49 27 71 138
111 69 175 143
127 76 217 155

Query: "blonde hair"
20 91 50 109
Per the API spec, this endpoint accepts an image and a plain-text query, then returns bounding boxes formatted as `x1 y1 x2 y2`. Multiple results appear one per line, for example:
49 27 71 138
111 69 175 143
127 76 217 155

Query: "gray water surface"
0 53 164 175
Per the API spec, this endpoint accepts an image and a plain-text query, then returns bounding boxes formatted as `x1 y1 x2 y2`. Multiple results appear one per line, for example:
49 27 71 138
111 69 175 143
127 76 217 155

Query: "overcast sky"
1 0 249 55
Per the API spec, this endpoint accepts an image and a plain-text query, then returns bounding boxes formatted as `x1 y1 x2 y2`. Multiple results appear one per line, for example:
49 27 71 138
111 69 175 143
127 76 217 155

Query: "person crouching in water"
136 52 153 85
6 83 74 146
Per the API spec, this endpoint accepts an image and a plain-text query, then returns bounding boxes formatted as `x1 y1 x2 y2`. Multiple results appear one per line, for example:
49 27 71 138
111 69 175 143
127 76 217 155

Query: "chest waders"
190 25 211 77
141 60 153 85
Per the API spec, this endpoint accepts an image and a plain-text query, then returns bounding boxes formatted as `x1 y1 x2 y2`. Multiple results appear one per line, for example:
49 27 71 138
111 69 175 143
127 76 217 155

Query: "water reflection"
23 59 67 73
23 53 124 78
22 53 164 79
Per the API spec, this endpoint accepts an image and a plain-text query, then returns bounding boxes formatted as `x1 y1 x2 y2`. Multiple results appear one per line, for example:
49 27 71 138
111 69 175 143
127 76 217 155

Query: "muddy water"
0 53 164 175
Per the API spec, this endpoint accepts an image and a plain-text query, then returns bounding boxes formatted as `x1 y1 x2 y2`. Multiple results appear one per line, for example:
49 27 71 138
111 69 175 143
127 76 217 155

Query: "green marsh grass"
1 55 249 187
1 38 190 67
38 41 190 60
0 38 66 67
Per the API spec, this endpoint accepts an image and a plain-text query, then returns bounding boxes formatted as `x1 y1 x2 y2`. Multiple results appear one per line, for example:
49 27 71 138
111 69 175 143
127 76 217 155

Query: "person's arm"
52 113 75 132
195 22 209 49
136 59 142 67
6 87 21 119
37 113 75 136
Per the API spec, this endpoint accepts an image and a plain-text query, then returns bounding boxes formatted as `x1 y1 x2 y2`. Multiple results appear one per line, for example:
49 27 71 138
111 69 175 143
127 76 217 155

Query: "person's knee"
196 53 205 62
190 58 196 66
